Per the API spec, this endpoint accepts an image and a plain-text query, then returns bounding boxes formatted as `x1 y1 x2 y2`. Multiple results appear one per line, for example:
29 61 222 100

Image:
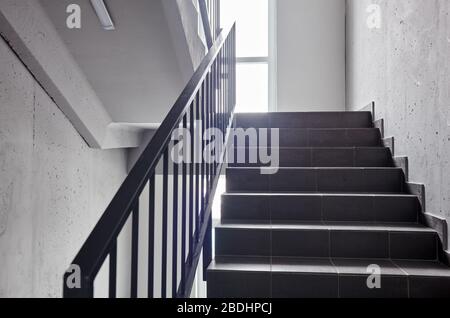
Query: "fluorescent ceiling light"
90 0 115 30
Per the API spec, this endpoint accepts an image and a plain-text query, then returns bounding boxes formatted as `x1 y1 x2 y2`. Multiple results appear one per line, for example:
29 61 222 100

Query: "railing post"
148 173 155 298
131 202 139 298
202 216 213 281
180 115 188 294
63 272 94 298
161 149 169 298
172 142 179 298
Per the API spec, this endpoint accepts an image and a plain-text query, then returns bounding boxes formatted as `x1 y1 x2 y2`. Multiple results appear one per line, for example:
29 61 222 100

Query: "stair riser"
226 168 405 193
208 270 450 298
235 112 373 129
221 195 419 223
229 148 392 168
207 271 272 298
215 228 438 260
230 129 382 148
207 272 411 298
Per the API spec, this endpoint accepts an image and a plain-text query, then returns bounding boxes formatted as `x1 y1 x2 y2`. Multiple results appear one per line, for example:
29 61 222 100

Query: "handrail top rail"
68 23 236 281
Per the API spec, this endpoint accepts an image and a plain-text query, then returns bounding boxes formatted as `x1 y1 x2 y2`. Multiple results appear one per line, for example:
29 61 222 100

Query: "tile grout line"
391 259 410 298
329 257 339 298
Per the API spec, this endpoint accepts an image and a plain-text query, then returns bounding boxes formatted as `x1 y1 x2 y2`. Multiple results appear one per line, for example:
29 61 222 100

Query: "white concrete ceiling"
39 0 186 124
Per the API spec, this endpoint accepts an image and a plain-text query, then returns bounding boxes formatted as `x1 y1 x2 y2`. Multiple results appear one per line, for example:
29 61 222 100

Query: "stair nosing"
221 193 417 198
227 167 403 170
215 222 437 234
208 257 450 277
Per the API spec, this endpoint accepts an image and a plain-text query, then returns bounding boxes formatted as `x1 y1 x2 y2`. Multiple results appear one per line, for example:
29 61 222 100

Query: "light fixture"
90 0 115 30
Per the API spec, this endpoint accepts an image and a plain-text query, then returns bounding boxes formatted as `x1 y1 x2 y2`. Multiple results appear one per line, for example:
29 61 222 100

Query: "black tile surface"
208 271 271 298
221 195 270 222
211 111 449 298
322 195 375 222
270 195 322 222
215 227 271 257
272 229 330 258
338 275 408 298
272 273 338 298
331 230 389 259
390 232 438 260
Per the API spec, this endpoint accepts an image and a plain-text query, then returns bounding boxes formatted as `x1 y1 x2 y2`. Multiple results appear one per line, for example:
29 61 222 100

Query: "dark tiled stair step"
226 168 406 193
231 128 382 148
215 223 438 260
207 257 450 298
221 193 419 223
229 147 393 168
235 112 373 129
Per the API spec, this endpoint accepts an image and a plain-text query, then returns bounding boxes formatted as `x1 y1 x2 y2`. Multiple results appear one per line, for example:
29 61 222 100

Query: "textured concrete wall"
0 34 127 297
346 0 450 242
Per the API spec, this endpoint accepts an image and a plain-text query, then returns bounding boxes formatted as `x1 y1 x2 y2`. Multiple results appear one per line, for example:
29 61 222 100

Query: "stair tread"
216 222 435 233
228 167 403 171
235 112 373 129
222 193 417 198
271 128 378 130
208 257 450 277
233 146 389 149
238 111 370 115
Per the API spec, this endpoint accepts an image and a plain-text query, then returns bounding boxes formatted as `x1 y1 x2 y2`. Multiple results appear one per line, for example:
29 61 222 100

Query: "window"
221 0 276 113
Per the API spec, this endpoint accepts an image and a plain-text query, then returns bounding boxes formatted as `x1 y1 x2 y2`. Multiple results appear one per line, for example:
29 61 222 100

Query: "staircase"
207 112 450 298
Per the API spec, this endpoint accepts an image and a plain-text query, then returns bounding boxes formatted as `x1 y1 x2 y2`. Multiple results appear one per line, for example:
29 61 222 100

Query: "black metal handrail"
63 23 236 298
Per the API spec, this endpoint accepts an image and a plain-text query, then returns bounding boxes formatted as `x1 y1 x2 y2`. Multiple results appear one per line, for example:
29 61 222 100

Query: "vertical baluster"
233 28 236 110
220 50 223 164
209 64 213 183
223 44 227 131
109 241 117 298
212 61 216 179
131 201 139 298
235 28 237 109
216 0 219 37
223 48 226 141
212 0 215 38
148 174 155 298
206 72 211 202
201 82 206 224
225 39 228 122
214 56 220 178
172 138 179 298
189 104 195 265
181 115 188 293
161 150 169 298
221 49 225 143
218 50 222 161
216 56 220 174
218 50 222 159
203 213 213 280
227 39 230 123
195 93 200 243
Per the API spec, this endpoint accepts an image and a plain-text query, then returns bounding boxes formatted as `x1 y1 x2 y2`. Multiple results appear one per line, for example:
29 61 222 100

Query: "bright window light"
220 0 269 58
236 63 269 113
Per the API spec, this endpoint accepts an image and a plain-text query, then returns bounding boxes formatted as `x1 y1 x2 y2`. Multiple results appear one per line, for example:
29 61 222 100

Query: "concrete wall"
277 0 346 112
346 0 450 242
0 34 127 297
